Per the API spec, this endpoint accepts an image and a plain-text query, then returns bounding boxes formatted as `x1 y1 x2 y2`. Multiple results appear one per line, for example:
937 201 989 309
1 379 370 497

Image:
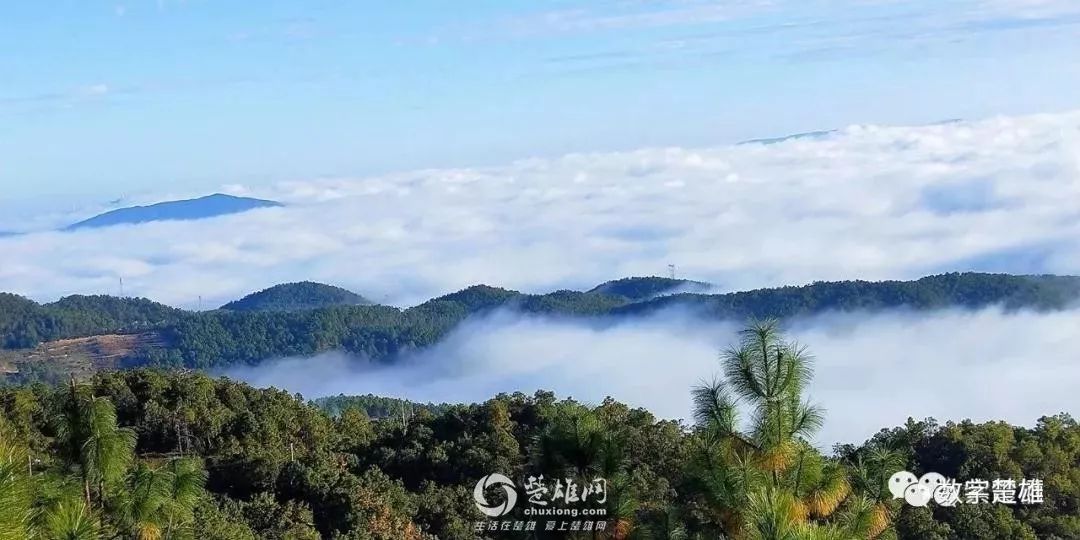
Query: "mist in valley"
222 305 1080 448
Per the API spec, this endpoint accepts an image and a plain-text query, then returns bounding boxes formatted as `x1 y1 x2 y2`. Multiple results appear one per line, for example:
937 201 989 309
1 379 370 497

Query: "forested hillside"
0 293 180 349
612 272 1080 317
1 322 1075 539
3 273 1079 382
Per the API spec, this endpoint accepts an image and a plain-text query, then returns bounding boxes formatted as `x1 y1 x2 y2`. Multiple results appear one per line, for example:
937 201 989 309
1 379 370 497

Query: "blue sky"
1 0 1079 201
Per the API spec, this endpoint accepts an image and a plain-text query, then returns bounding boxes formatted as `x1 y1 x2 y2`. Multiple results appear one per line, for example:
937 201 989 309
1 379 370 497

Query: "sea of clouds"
2 110 1080 308
3 111 1080 444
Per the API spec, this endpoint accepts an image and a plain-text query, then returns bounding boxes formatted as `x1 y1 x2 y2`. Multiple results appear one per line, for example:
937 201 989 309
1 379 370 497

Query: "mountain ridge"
2 272 1078 383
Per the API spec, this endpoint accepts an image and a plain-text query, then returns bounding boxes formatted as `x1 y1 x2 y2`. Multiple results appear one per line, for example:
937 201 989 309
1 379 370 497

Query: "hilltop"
588 276 712 300
220 282 372 312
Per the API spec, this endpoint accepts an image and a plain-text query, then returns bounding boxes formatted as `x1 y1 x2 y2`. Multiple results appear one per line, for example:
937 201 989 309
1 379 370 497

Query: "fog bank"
223 306 1080 447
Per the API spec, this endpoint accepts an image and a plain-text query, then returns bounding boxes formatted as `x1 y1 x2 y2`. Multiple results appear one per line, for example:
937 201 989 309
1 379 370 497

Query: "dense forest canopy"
0 321 1075 539
314 394 452 419
3 273 1079 383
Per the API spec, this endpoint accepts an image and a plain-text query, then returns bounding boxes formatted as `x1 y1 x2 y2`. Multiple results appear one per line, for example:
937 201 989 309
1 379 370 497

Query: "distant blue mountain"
738 119 964 146
65 194 283 230
738 129 837 145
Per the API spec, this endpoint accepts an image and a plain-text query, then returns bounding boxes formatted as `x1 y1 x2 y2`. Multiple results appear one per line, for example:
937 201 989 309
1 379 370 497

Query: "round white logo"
473 473 518 517
888 470 918 499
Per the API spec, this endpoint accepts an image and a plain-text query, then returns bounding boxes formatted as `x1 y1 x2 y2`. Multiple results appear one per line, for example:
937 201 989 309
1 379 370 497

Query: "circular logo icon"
887 471 918 499
473 473 518 517
904 483 933 507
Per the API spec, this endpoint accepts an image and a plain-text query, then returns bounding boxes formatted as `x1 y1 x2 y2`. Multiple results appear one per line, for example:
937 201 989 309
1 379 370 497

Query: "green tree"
121 462 172 540
688 320 888 539
116 457 207 540
55 381 136 508
0 416 35 540
41 498 101 540
533 402 641 537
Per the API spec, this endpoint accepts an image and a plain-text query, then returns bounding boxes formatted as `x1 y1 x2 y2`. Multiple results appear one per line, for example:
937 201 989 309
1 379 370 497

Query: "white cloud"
222 306 1080 447
82 84 110 97
2 111 1080 308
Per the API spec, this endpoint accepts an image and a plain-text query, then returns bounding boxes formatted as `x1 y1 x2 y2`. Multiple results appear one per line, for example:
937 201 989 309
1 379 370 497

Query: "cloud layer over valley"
3 111 1080 308
223 306 1080 447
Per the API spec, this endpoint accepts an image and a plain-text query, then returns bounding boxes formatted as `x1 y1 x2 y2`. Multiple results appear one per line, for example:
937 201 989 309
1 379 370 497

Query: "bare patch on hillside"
4 332 166 379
